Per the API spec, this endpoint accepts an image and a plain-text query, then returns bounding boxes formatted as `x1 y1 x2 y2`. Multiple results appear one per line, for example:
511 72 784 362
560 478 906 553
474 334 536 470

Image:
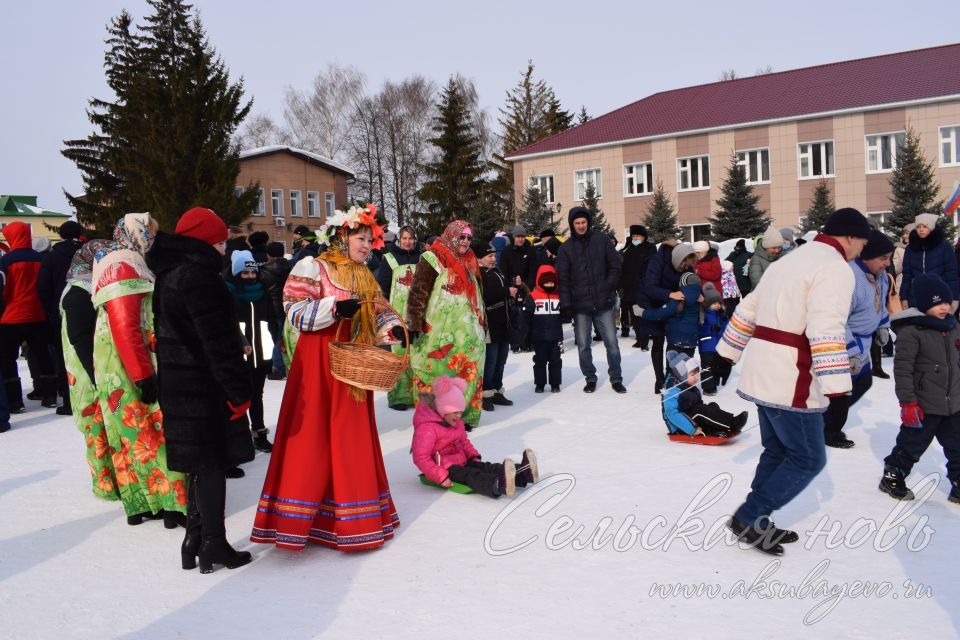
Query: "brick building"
236 146 353 251
506 43 960 241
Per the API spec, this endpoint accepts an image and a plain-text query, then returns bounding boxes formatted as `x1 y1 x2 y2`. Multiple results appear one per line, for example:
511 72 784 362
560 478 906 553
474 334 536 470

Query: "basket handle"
334 298 410 359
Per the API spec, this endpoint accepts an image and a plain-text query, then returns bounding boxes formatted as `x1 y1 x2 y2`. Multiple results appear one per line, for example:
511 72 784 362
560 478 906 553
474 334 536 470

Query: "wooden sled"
419 474 474 494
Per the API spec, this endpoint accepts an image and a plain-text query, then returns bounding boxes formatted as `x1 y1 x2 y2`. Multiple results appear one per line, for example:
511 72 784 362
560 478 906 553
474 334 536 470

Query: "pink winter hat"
434 376 467 415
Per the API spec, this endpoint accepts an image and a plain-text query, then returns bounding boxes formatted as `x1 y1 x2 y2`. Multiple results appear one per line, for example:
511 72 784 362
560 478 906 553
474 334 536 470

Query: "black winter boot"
40 374 59 408
164 511 186 529
482 397 495 411
491 391 513 406
879 465 914 500
253 430 273 453
5 377 25 413
197 472 252 574
127 511 164 526
515 449 539 487
948 479 960 504
727 517 785 556
181 477 202 570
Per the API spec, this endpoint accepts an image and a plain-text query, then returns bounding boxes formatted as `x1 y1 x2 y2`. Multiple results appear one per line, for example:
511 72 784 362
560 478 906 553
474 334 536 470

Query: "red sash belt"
752 325 813 408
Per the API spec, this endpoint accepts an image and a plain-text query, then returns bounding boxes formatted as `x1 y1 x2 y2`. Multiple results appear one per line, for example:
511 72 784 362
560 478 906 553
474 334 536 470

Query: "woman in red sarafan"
251 204 404 552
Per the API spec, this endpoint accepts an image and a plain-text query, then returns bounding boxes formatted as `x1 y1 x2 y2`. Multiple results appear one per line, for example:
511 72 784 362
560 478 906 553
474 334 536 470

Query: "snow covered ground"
2 333 959 640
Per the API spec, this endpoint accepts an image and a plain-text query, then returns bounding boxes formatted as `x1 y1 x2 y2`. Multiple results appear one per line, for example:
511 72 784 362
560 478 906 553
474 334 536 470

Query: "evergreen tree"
544 95 573 135
577 106 591 124
580 180 612 236
884 127 947 238
464 184 509 243
641 180 681 242
709 152 768 240
797 179 834 235
516 184 559 236
62 0 256 233
416 77 487 235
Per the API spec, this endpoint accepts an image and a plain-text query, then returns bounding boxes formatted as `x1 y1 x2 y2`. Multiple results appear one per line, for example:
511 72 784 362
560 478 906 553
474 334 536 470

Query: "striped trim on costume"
720 313 755 353
810 336 850 377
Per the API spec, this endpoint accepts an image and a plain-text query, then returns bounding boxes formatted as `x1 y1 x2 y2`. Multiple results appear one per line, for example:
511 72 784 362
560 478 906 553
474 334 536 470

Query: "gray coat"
892 309 960 416
748 243 779 289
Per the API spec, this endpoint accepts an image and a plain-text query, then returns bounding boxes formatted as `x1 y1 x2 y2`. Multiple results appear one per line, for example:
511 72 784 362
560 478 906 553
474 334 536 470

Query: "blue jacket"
698 307 728 354
661 374 700 435
635 243 686 338
641 281 701 349
900 226 960 303
845 259 891 378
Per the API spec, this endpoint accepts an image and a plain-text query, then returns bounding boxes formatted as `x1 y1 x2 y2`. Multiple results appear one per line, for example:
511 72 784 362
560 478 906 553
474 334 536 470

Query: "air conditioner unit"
274 218 286 227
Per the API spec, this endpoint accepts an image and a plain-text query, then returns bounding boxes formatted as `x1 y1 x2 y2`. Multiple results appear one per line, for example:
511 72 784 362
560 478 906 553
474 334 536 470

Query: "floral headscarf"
67 239 111 285
92 213 159 294
430 219 480 314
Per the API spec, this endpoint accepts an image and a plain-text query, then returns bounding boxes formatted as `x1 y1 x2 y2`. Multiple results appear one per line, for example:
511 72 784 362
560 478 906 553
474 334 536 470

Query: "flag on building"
946 181 960 217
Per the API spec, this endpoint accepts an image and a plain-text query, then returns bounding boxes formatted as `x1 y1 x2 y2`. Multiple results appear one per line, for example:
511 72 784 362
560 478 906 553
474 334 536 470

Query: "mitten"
390 325 407 347
632 304 645 318
849 355 862 376
875 327 890 347
335 299 361 319
136 375 158 405
900 402 924 429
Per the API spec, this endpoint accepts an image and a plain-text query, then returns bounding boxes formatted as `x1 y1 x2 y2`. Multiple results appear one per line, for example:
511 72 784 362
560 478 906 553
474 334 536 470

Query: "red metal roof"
507 43 960 159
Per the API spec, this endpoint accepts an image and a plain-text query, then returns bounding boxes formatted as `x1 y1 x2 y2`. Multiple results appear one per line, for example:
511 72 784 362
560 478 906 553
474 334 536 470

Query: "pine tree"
577 106 591 125
709 152 768 240
884 127 947 238
516 184 559 236
580 181 612 236
464 184 509 243
544 95 573 135
416 77 487 235
797 179 834 235
62 0 257 233
641 180 681 242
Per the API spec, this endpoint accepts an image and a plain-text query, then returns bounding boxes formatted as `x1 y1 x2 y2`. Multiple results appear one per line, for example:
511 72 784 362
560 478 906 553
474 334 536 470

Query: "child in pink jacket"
412 376 538 498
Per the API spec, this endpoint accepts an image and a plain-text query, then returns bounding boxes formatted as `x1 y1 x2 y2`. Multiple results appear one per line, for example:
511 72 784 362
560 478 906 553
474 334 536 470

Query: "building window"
677 156 709 191
528 175 555 203
307 191 320 217
941 126 960 166
865 132 906 173
254 188 265 216
623 163 654 196
798 141 834 179
736 148 770 184
574 168 602 200
234 186 244 198
324 192 335 218
289 190 302 217
683 224 711 242
271 189 283 216
866 211 888 229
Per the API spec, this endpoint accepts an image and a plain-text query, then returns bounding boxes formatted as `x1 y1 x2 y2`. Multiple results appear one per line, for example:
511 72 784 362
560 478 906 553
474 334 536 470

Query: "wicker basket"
329 302 410 392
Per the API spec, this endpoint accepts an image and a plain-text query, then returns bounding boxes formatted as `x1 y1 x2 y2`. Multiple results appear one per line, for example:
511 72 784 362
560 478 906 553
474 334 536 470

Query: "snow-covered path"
2 334 958 639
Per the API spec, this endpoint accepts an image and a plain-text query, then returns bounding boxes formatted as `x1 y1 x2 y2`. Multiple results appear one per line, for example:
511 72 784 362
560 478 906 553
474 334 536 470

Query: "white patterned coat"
716 236 855 412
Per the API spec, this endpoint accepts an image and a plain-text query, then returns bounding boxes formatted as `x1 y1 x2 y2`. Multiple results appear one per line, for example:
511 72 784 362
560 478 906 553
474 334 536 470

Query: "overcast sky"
3 0 959 216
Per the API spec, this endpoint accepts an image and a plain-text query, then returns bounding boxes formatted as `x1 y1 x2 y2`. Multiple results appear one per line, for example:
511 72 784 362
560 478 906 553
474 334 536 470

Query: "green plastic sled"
418 474 474 494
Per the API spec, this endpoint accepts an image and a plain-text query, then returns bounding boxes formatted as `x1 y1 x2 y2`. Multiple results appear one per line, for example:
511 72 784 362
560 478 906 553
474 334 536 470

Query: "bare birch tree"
283 63 366 162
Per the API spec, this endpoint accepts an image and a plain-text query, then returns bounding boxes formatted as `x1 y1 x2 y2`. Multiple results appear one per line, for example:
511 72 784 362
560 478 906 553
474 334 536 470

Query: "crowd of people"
3 201 960 564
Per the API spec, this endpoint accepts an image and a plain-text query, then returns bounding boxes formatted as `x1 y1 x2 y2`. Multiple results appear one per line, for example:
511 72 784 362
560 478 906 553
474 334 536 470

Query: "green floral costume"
409 250 486 426
61 280 120 502
383 252 417 407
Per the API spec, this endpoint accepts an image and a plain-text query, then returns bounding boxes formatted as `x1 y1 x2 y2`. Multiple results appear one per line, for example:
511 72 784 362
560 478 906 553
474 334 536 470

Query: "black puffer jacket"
891 309 960 416
37 238 82 318
618 240 656 304
147 232 254 474
556 208 622 312
500 239 537 290
258 257 292 325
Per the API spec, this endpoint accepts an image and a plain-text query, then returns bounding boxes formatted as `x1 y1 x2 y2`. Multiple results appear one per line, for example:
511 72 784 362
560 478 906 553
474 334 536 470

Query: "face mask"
782 242 790 251
631 240 642 246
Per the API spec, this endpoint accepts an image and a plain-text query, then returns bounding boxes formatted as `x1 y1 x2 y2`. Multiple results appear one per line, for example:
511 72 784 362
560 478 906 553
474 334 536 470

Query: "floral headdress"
318 203 385 251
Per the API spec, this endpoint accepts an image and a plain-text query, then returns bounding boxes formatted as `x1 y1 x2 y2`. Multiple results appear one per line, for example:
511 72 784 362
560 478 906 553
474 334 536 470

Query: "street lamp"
552 201 562 229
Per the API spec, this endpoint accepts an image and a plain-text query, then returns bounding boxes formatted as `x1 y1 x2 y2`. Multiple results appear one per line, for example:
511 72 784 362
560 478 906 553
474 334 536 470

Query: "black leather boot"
197 471 251 574
181 476 202 570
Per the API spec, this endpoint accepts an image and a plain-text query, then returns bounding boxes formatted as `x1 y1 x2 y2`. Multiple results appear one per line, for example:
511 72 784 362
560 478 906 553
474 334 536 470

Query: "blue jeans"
483 341 510 392
734 405 827 528
573 309 621 384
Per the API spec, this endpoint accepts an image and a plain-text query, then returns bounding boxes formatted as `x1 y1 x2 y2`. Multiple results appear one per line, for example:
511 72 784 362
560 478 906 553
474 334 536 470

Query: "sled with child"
660 351 748 445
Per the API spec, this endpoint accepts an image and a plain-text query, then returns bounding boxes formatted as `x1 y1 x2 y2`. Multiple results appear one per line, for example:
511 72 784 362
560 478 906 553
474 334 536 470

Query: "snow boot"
879 465 914 500
550 385 560 393
491 391 513 406
515 449 539 487
732 411 749 433
5 377 25 413
253 430 273 453
494 458 516 498
225 467 245 479
127 511 164 526
949 479 960 504
534 385 545 393
181 478 202 570
482 397 495 411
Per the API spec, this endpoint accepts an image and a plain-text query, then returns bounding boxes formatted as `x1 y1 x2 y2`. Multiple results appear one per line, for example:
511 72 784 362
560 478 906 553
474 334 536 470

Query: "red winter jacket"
0 221 45 324
411 402 481 484
694 253 722 293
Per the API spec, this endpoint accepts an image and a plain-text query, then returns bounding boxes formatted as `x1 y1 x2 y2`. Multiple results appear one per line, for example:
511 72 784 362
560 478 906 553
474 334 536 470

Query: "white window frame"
528 174 555 203
940 125 960 167
324 192 336 218
253 188 265 216
306 191 320 217
866 211 888 229
735 148 770 185
682 223 711 242
797 140 835 180
574 168 602 201
289 190 302 217
865 131 906 174
623 162 654 196
676 155 710 191
270 189 283 216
